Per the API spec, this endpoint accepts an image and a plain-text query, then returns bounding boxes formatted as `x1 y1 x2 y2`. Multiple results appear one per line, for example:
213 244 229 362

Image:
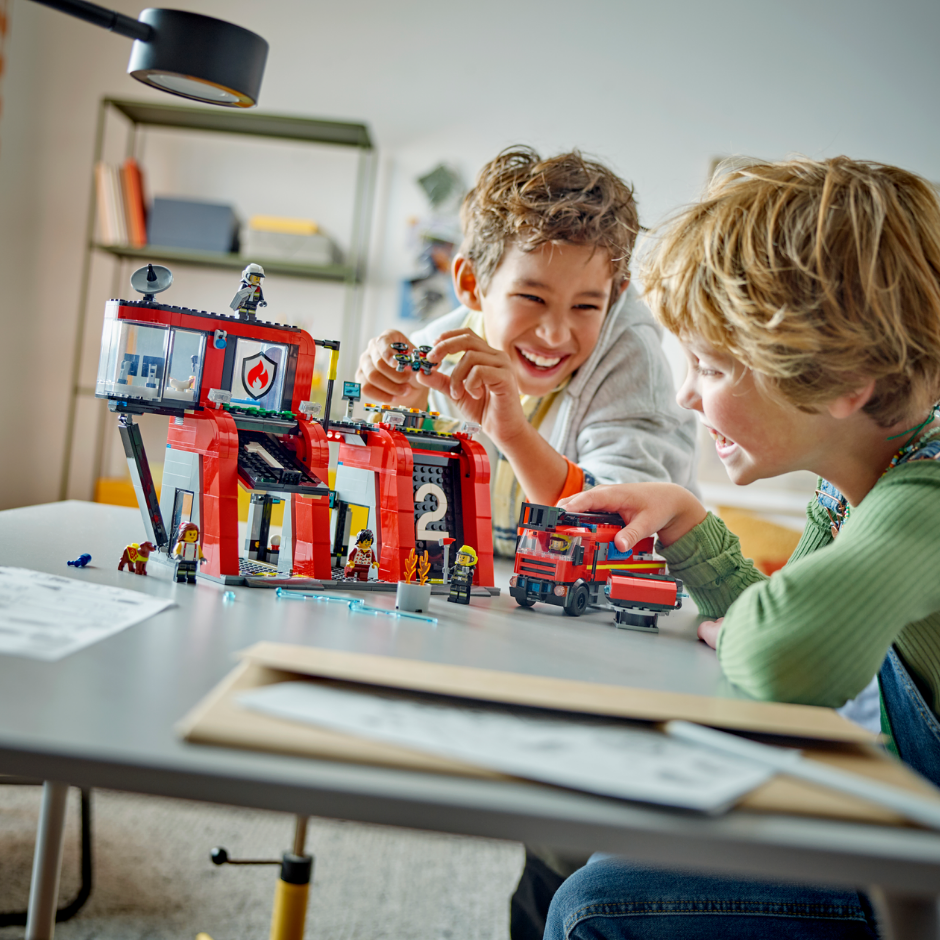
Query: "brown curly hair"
459 147 639 299
642 156 940 427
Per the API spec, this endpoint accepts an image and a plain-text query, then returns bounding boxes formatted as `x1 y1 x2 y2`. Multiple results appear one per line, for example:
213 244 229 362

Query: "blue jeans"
545 855 879 940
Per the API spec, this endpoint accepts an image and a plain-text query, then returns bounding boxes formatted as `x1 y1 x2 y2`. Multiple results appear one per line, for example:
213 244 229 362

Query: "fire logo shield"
241 351 278 400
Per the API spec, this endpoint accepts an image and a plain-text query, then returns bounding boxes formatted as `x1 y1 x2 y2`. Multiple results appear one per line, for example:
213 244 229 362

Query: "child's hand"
355 329 429 409
697 618 723 649
558 483 708 552
418 329 528 446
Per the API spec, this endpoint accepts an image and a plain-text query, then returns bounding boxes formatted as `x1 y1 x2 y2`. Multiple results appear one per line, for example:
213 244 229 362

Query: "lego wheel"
563 581 589 617
514 596 535 608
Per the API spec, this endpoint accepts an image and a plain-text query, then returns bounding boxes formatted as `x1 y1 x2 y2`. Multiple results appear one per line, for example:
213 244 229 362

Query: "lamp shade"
127 9 268 108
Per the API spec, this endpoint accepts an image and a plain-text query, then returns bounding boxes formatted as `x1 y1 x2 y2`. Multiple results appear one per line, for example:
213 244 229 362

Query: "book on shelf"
122 158 147 248
94 158 147 248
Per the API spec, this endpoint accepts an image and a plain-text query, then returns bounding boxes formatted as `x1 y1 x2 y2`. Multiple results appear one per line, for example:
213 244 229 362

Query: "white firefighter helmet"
241 262 265 282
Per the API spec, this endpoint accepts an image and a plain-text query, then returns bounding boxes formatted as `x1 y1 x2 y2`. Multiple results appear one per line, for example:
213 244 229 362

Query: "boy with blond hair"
357 147 698 554
547 156 940 939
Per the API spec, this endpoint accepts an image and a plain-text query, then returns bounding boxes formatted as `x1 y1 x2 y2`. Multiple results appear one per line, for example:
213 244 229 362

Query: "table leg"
25 781 69 940
871 887 939 940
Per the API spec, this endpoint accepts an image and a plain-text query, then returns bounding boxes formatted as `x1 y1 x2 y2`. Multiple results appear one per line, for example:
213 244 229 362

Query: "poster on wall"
400 164 464 322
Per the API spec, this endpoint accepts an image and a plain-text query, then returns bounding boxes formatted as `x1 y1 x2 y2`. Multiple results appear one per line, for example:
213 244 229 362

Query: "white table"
1 501 938 940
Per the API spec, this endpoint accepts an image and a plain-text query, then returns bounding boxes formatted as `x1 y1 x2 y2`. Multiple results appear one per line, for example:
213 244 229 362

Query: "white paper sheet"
238 681 774 813
0 567 174 661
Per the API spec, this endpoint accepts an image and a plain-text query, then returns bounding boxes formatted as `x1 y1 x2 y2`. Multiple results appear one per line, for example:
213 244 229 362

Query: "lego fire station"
95 264 495 590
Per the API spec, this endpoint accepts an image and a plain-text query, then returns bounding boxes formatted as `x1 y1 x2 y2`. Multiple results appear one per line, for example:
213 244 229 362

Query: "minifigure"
118 541 156 575
343 528 378 581
547 533 572 554
173 523 205 583
68 553 92 568
229 263 267 320
447 544 478 604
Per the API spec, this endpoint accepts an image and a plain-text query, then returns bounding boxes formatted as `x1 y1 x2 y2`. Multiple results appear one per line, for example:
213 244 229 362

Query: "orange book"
121 158 147 248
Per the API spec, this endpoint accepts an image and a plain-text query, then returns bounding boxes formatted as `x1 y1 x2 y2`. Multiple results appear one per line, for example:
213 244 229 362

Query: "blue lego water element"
348 601 437 624
276 587 437 624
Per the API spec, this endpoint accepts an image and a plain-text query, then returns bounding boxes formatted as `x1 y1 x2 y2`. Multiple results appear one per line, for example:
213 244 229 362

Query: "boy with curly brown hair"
357 147 698 554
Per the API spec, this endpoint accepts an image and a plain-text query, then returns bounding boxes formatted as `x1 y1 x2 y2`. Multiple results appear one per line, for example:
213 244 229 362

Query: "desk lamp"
27 1 268 107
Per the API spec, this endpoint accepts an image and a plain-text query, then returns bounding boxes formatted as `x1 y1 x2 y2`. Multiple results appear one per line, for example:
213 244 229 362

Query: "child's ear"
827 380 876 419
453 254 483 311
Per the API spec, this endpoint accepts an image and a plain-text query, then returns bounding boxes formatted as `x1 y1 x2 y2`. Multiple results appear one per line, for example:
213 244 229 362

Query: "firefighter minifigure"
344 528 378 581
173 522 206 583
447 544 478 604
229 263 267 320
547 533 572 554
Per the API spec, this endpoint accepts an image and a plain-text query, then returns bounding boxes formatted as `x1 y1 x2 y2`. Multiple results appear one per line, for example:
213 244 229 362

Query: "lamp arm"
26 0 153 42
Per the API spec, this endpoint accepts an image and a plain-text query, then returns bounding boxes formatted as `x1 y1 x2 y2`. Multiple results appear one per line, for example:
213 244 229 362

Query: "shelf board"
105 98 373 149
94 244 359 283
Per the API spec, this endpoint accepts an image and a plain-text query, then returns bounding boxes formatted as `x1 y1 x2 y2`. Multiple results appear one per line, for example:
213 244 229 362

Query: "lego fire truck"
509 502 667 615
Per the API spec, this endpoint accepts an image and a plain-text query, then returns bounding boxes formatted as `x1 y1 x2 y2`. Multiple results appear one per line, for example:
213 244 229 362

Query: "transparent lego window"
95 318 168 401
164 329 206 403
517 530 582 561
230 338 288 410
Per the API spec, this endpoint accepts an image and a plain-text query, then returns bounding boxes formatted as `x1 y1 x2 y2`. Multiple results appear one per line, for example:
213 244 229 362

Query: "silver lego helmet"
241 262 265 282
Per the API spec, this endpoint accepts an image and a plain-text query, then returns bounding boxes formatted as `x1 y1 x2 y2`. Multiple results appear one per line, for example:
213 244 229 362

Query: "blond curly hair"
642 156 940 426
459 147 639 298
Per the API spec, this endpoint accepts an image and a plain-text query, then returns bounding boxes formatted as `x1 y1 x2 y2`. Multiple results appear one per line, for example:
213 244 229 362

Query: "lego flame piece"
403 549 418 584
247 359 269 393
417 550 431 585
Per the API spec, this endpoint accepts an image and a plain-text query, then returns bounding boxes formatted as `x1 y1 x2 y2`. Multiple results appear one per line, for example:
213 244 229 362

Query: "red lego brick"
291 331 317 415
167 410 240 580
289 493 332 578
608 573 679 608
455 435 494 587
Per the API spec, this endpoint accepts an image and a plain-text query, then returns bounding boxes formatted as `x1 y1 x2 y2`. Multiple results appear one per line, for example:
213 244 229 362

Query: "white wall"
1 0 938 507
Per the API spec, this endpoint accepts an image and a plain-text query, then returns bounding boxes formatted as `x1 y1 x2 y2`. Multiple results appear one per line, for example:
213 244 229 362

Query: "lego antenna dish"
130 264 173 301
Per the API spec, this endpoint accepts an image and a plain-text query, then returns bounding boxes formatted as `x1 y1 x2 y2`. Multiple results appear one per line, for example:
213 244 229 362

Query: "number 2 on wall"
414 482 449 540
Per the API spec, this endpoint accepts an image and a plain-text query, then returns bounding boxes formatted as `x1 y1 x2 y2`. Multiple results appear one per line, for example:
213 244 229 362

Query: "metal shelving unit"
61 97 376 500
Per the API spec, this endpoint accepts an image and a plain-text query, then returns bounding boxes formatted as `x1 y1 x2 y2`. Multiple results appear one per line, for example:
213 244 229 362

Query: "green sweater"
659 461 940 715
